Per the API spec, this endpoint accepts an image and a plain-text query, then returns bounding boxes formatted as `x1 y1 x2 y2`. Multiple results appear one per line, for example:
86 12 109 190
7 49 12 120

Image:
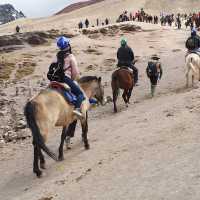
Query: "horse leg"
58 127 67 161
186 69 189 88
65 121 77 150
113 89 118 113
33 142 42 177
127 87 133 104
58 121 77 161
81 112 89 150
38 148 45 169
198 68 200 81
122 90 128 107
192 75 194 87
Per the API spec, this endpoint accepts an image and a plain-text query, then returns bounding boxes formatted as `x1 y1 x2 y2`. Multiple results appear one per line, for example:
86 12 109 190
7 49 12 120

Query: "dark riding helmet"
151 54 160 61
57 36 70 50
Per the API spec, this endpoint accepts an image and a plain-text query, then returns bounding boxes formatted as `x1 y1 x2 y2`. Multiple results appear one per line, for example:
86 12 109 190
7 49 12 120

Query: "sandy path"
1 21 200 200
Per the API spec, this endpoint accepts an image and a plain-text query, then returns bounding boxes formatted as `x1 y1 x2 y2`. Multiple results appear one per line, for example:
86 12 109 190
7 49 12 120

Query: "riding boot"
151 85 156 97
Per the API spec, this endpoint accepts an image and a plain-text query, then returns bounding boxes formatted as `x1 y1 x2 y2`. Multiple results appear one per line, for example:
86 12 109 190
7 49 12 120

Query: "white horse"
186 53 200 87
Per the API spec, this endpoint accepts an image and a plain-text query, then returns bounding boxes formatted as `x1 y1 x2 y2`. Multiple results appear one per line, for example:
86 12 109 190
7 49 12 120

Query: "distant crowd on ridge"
77 8 200 30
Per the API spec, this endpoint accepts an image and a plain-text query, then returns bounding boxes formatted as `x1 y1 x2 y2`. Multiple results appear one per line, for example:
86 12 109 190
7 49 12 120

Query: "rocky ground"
0 18 200 200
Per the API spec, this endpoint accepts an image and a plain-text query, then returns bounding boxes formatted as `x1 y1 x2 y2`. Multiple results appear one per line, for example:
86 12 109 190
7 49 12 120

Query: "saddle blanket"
49 81 97 105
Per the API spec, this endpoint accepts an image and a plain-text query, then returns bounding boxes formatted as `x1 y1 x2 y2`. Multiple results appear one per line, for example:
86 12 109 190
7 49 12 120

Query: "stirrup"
73 109 83 118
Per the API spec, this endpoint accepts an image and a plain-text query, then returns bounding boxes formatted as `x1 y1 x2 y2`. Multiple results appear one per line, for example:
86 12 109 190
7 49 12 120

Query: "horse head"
78 76 105 105
94 77 105 105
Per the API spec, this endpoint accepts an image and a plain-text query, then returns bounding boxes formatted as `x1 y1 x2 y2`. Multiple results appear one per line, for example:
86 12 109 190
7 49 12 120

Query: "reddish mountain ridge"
56 0 105 15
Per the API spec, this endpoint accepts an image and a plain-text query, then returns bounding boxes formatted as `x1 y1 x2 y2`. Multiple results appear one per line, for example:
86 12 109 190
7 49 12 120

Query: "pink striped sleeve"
70 54 79 80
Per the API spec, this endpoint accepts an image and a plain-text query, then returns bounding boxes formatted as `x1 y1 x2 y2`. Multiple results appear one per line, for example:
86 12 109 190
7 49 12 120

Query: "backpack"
186 37 196 50
47 62 64 82
47 51 69 82
146 61 158 77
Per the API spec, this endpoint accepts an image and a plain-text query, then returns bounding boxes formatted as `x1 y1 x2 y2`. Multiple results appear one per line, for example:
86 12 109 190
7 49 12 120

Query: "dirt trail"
1 21 200 200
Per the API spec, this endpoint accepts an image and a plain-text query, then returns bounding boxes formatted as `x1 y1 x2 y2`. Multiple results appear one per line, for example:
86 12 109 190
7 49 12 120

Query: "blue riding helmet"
191 28 197 36
57 36 70 50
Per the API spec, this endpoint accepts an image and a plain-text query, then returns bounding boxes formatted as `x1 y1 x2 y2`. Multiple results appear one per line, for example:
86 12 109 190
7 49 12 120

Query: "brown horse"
24 76 104 177
111 68 134 113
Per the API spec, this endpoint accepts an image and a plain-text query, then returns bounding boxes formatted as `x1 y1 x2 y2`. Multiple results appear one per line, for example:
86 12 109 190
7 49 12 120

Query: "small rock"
0 110 7 116
0 139 5 148
166 113 174 117
3 131 17 142
86 168 92 172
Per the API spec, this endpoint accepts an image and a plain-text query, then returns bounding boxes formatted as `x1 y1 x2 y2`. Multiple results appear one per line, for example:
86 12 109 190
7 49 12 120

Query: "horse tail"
189 57 198 74
24 101 58 161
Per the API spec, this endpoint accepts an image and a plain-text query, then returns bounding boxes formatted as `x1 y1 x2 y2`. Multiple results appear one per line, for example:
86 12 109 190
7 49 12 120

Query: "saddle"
48 81 77 105
48 81 98 106
118 67 133 74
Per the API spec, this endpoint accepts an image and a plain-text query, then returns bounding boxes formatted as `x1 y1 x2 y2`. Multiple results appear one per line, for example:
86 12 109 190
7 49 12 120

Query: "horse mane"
78 76 98 83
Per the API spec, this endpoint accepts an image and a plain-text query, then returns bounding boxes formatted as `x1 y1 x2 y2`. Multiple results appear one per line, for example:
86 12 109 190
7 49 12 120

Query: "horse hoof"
126 104 128 108
58 156 64 161
85 144 90 150
40 163 46 169
34 170 42 178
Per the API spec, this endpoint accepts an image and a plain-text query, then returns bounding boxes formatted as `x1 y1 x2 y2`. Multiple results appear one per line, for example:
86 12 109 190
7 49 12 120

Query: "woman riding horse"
55 36 85 118
24 37 104 177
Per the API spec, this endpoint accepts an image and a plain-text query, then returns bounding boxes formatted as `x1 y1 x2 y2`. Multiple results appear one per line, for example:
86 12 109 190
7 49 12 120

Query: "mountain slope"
144 0 200 13
56 0 105 15
0 4 25 25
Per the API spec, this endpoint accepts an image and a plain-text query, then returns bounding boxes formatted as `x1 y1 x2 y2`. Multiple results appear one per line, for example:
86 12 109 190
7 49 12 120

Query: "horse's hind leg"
38 148 45 169
113 90 118 113
186 70 189 88
198 68 200 81
33 142 42 177
127 87 133 104
81 112 89 150
122 90 128 107
192 75 194 87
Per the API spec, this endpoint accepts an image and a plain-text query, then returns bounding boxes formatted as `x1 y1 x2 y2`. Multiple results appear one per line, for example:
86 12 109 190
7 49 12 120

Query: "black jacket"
117 45 134 67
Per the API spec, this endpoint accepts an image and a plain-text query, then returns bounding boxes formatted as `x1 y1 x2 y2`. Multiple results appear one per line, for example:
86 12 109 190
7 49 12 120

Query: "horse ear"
98 77 102 83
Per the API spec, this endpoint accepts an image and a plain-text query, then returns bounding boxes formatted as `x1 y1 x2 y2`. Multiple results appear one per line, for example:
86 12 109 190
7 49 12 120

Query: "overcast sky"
0 0 86 18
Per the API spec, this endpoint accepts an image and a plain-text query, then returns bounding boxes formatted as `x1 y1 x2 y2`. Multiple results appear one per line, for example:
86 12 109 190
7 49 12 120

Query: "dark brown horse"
111 68 134 113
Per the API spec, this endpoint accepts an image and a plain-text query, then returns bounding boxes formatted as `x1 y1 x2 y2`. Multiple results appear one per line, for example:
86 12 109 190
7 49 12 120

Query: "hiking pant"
149 75 158 86
63 76 85 108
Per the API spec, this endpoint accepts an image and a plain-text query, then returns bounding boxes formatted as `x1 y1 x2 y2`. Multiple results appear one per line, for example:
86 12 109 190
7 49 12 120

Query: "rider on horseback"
117 38 139 85
186 28 200 53
56 36 85 117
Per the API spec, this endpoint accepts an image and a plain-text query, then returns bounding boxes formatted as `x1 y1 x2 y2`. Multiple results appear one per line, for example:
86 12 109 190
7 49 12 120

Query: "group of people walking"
78 18 109 29
116 9 200 30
